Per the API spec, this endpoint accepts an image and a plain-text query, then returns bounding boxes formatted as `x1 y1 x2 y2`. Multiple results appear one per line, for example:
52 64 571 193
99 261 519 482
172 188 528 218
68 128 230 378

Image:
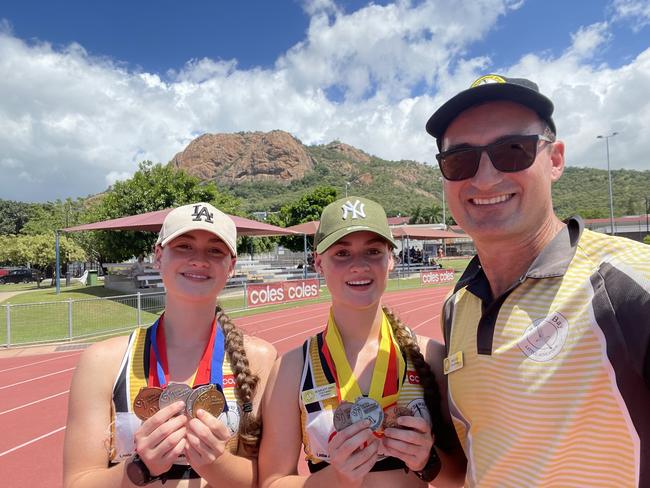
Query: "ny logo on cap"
341 200 365 220
191 205 214 223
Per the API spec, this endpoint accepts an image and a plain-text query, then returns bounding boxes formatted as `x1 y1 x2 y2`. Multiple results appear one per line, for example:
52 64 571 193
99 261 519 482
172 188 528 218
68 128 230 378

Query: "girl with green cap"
259 197 465 487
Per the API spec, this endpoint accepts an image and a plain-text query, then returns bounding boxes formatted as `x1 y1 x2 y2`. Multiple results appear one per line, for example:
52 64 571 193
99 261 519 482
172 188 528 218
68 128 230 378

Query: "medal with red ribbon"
147 313 228 411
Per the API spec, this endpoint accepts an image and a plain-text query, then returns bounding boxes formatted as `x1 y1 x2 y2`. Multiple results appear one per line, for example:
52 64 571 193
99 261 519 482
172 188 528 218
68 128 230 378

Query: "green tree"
0 233 86 282
268 186 338 252
409 203 442 224
624 197 637 216
644 235 650 245
81 161 241 263
0 199 31 235
21 198 87 234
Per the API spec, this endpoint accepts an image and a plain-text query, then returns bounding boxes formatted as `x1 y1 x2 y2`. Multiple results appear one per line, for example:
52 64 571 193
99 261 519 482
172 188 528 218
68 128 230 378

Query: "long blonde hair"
217 306 262 455
383 306 453 451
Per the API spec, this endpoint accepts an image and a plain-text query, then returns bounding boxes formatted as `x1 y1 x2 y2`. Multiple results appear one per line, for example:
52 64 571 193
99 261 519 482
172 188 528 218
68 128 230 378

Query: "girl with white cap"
64 202 277 487
259 197 465 487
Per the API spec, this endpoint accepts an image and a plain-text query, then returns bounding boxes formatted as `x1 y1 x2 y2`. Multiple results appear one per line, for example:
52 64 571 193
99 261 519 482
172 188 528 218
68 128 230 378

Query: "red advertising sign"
246 278 321 308
420 268 455 286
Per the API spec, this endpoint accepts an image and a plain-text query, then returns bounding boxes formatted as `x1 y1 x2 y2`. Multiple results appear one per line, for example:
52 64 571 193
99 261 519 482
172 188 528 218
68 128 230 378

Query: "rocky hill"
170 130 315 183
169 130 650 219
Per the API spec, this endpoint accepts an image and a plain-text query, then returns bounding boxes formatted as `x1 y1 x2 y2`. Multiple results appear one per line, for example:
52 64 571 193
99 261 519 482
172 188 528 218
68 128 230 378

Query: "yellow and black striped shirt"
442 218 650 487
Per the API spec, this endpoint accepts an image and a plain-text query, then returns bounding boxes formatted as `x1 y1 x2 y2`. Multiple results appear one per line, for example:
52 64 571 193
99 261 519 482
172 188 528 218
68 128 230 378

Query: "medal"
323 309 405 409
133 387 163 421
353 397 384 431
382 405 413 429
333 401 356 431
158 382 192 410
147 314 229 413
333 397 384 432
191 385 226 418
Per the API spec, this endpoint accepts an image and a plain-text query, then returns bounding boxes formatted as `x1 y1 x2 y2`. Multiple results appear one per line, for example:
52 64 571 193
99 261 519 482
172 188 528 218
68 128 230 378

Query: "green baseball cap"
314 196 397 254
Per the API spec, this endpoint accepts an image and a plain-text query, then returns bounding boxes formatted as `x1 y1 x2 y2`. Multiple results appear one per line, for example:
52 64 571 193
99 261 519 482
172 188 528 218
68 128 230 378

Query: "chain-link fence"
0 292 166 347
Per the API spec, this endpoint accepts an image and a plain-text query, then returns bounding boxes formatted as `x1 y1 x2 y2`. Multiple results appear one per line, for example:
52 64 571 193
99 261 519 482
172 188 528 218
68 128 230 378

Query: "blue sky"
1 0 649 202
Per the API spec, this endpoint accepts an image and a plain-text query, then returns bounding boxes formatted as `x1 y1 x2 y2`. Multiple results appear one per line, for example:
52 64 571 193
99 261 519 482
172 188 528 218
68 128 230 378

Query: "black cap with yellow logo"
426 74 556 143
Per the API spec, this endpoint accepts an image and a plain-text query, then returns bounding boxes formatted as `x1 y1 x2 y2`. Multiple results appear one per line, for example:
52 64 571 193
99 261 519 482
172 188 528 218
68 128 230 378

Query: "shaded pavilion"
57 208 297 293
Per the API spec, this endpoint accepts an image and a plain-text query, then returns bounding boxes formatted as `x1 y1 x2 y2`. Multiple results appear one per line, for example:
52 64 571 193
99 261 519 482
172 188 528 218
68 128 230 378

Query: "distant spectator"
131 255 145 277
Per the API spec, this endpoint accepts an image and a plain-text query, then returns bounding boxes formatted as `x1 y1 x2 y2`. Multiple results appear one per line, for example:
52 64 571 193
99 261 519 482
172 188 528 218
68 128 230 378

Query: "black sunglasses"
436 134 555 181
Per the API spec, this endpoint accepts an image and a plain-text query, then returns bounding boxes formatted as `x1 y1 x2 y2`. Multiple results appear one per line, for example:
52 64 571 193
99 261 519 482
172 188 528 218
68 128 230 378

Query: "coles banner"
246 279 320 308
420 269 455 286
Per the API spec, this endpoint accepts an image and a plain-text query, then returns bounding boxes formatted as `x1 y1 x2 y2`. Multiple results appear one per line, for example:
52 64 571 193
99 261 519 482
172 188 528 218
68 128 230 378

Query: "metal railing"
1 264 458 348
1 292 166 348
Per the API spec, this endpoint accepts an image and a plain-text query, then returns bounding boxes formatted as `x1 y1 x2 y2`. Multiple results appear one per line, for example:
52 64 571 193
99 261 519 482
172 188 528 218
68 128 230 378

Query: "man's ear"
549 140 565 183
228 257 237 277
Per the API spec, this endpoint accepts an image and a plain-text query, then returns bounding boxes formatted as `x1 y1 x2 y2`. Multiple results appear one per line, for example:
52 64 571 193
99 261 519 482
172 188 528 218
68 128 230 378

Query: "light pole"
645 197 650 234
345 182 351 198
439 177 446 228
596 132 618 235
439 177 447 256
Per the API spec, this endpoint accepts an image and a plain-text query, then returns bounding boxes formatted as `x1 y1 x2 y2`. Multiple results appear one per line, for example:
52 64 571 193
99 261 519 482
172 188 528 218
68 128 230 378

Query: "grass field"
0 259 470 346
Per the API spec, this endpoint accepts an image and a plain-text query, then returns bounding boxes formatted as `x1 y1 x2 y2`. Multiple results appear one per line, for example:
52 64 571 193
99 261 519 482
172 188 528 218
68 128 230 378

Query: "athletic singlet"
299 331 431 472
109 325 242 472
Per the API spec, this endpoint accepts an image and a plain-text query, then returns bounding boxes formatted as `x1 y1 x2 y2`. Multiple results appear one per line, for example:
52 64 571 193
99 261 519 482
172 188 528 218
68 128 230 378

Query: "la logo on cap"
191 204 214 223
341 200 365 220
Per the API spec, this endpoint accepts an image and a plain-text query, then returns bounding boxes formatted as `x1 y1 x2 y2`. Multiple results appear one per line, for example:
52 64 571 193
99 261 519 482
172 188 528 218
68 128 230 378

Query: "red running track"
0 286 449 488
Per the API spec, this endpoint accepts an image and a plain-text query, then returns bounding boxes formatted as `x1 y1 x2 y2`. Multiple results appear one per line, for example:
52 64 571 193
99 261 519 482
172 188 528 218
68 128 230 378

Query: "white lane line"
0 367 75 390
0 352 81 374
0 390 69 416
270 325 326 345
0 426 66 458
266 296 446 344
412 314 441 331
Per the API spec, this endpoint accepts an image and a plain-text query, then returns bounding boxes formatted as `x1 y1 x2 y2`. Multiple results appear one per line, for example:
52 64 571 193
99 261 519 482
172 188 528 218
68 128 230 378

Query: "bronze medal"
133 387 163 421
191 386 226 418
382 405 414 430
185 385 210 417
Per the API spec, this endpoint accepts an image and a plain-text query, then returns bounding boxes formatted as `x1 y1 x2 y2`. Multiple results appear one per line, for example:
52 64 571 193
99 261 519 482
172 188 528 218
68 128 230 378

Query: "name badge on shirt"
301 383 338 404
443 351 464 375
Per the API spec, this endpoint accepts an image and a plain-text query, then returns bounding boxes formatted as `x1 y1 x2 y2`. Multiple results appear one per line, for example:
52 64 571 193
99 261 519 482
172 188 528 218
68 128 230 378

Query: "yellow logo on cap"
470 74 506 88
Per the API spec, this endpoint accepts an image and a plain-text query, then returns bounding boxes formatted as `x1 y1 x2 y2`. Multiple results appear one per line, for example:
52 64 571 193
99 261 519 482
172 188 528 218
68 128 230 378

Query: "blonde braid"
217 306 262 455
383 305 452 451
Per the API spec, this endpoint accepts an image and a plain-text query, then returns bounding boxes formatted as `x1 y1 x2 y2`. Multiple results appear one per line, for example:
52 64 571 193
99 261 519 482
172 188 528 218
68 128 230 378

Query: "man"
426 74 649 487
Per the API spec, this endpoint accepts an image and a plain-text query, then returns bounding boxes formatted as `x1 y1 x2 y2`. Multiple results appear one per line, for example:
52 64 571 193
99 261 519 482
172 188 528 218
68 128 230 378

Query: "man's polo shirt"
442 218 650 487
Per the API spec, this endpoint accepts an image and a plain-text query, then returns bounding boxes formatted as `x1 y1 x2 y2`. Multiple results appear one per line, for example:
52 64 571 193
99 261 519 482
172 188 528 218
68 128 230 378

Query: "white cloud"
0 1 648 203
611 0 650 31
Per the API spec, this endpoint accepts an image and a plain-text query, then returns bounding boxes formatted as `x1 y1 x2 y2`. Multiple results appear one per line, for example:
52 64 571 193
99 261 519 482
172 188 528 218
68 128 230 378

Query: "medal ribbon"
148 314 225 389
323 308 405 409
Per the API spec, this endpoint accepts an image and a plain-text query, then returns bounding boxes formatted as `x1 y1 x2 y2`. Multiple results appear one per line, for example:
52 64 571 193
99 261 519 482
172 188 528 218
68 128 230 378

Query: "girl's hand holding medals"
132 382 232 473
184 407 232 469
381 414 434 472
133 401 188 477
328 419 380 486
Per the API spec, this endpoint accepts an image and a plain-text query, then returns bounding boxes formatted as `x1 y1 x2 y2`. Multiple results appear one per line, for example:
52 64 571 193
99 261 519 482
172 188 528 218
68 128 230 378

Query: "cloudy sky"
1 0 649 202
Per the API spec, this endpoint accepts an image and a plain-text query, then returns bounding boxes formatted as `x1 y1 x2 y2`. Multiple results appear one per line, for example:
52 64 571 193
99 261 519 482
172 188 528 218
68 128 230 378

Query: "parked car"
0 268 36 284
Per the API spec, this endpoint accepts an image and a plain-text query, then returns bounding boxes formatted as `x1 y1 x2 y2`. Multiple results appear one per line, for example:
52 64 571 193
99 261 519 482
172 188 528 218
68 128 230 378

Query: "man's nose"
470 150 504 190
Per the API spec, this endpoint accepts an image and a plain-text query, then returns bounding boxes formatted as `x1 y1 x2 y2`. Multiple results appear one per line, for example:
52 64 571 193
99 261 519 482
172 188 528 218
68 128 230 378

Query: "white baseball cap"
156 202 237 257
